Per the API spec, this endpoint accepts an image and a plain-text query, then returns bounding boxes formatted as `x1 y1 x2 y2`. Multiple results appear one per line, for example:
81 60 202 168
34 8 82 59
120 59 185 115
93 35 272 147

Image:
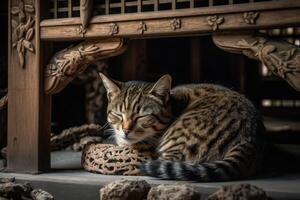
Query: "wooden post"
7 0 51 173
122 40 147 81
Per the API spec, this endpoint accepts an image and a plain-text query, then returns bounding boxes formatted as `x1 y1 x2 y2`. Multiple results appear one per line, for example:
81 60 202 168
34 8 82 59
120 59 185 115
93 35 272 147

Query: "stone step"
1 170 300 200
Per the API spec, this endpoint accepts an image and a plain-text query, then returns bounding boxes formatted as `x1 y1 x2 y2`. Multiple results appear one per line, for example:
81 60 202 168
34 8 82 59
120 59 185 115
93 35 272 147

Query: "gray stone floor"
1 169 300 200
1 150 300 200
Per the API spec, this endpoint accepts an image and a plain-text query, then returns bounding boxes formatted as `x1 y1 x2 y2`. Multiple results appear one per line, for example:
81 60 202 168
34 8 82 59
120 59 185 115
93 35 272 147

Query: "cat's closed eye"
108 112 122 123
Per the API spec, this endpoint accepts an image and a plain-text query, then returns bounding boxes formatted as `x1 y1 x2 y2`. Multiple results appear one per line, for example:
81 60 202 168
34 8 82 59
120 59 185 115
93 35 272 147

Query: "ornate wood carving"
8 0 51 173
207 15 224 31
213 33 300 92
137 21 147 35
243 12 259 25
45 38 127 94
109 23 119 36
78 0 93 37
11 0 35 68
170 18 181 30
77 26 87 37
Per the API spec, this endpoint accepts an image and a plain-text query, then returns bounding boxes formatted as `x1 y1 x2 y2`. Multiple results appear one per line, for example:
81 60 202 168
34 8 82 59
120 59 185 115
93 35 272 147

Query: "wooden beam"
7 0 51 173
40 1 300 41
213 33 300 92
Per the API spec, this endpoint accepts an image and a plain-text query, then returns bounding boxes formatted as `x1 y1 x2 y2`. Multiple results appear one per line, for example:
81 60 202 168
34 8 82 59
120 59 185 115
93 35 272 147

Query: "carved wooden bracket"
45 38 127 94
213 33 300 92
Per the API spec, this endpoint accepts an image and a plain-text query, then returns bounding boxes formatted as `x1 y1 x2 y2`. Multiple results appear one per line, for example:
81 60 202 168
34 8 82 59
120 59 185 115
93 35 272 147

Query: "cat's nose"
123 129 130 135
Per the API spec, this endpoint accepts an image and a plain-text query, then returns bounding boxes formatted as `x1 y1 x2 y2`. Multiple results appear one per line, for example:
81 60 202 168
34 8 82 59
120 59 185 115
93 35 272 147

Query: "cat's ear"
99 73 121 101
149 74 172 102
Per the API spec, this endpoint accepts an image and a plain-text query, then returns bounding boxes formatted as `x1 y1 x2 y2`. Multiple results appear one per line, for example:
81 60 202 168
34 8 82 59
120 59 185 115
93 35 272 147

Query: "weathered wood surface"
213 33 300 92
45 38 126 94
8 0 51 173
78 0 93 37
40 1 300 40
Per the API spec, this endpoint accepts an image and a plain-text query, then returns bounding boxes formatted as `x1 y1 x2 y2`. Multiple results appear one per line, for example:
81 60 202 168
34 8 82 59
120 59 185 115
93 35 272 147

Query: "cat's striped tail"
140 143 263 181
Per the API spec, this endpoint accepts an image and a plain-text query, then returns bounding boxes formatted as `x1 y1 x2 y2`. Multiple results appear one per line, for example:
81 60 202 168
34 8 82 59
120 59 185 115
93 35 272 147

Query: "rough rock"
208 184 269 200
100 179 151 200
31 189 54 200
147 184 201 200
0 182 32 199
0 178 54 200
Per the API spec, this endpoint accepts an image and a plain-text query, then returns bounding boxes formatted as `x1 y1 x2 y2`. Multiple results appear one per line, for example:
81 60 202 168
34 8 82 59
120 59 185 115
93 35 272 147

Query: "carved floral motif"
207 15 224 31
170 18 181 30
46 44 102 94
243 12 259 25
45 38 126 94
77 25 87 38
137 21 147 34
11 0 35 68
213 34 300 91
109 23 119 35
236 38 300 79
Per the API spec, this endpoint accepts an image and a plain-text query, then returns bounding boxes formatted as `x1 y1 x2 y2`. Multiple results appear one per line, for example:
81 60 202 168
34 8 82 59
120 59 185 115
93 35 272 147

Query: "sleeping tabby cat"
99 73 265 182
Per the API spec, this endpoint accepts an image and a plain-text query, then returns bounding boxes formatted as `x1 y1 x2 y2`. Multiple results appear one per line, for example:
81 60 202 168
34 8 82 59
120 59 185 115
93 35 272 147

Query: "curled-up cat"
99 73 265 182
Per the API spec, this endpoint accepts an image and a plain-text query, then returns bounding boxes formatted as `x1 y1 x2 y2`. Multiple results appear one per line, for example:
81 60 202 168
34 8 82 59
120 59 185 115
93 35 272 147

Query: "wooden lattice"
50 0 80 18
49 0 286 18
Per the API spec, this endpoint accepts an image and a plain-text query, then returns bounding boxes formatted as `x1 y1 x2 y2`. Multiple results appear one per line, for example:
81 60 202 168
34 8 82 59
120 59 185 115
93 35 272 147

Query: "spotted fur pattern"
99 73 265 182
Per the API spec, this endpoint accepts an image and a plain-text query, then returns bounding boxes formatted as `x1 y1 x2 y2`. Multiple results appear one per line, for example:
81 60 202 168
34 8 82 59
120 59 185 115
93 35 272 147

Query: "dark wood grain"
7 0 51 173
